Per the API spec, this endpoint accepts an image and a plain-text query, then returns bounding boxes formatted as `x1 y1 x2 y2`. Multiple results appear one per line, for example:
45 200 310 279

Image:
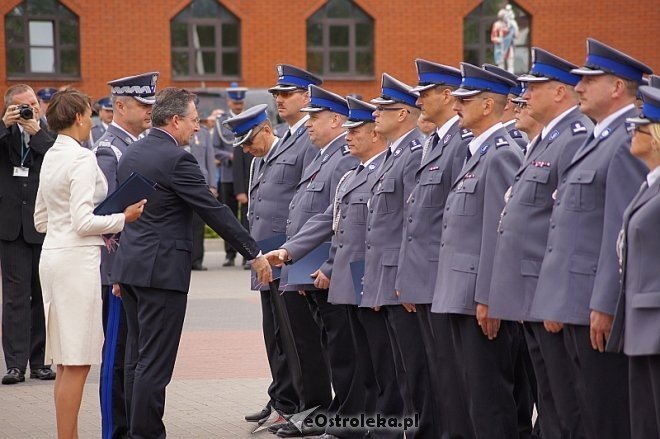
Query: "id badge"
13 166 29 177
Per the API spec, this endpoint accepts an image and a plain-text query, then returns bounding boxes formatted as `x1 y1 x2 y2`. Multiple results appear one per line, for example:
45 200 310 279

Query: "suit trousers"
447 313 519 439
525 322 586 439
100 285 128 439
121 284 187 439
511 324 537 438
427 308 474 439
0 235 47 371
629 354 660 439
260 284 299 414
384 305 437 439
563 324 630 439
356 307 405 439
219 182 239 259
303 293 364 438
191 212 205 267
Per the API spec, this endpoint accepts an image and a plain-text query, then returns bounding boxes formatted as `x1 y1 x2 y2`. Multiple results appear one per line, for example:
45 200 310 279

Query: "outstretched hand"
264 249 289 267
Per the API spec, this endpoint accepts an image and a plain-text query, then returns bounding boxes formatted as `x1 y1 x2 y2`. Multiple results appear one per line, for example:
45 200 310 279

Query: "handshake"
261 249 330 290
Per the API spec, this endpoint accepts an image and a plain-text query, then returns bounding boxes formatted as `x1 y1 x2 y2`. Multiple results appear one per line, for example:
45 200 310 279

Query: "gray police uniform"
90 123 107 146
505 120 529 151
189 126 216 268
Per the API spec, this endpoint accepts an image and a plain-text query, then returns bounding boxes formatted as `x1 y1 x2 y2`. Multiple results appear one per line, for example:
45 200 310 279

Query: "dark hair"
46 89 91 132
151 87 197 127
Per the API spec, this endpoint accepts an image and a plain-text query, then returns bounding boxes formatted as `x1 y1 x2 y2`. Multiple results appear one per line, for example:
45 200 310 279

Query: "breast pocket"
565 170 597 212
274 155 299 185
373 178 397 215
452 178 478 216
349 194 369 224
419 171 446 208
519 167 552 207
302 181 326 213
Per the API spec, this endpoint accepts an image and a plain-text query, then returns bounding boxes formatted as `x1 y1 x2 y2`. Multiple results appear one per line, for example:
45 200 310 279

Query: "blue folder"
257 234 287 281
287 242 331 285
350 260 365 306
94 172 156 215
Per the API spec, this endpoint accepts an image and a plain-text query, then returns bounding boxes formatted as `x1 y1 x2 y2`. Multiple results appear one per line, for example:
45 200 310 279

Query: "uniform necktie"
385 147 392 162
465 144 472 163
422 132 439 161
356 164 365 175
281 129 292 145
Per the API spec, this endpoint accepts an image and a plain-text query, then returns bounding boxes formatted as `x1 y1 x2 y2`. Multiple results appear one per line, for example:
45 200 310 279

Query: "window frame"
4 0 80 80
170 2 241 81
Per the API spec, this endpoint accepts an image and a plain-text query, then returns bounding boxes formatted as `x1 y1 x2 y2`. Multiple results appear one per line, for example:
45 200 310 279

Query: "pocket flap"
524 167 550 184
569 255 597 275
568 169 596 184
457 178 478 193
306 181 325 192
272 217 287 233
420 171 444 186
175 239 192 252
275 155 297 166
520 259 542 277
632 292 660 309
349 195 369 205
381 249 400 266
451 253 479 273
376 178 396 194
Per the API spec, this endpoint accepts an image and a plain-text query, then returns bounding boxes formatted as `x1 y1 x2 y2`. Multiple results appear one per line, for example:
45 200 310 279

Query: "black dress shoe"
245 405 272 423
276 423 325 437
268 421 290 434
2 368 25 385
191 264 208 271
30 367 56 380
222 257 235 267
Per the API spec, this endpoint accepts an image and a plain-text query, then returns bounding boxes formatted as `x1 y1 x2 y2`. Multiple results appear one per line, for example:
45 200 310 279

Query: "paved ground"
0 240 276 438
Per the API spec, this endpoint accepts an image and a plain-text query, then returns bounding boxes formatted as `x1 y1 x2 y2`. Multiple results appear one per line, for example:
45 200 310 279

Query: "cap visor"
451 88 482 97
511 97 527 104
410 84 437 93
370 96 397 105
570 67 605 76
342 120 368 128
268 84 300 93
517 74 550 83
626 116 651 125
134 96 155 105
300 106 325 113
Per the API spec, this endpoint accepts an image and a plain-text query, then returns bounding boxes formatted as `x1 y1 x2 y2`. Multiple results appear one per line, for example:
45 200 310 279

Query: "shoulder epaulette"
460 128 474 140
571 121 588 135
494 136 509 148
409 138 422 152
509 128 523 139
342 144 351 155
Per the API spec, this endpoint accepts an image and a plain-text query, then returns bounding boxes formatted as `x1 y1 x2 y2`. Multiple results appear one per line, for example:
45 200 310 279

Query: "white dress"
34 134 125 365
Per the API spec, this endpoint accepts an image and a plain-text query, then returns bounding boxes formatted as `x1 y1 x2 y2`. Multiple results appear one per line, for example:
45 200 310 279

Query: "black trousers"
0 236 47 371
356 307 405 439
629 354 660 439
525 322 586 439
302 294 361 433
563 324 630 439
121 284 187 439
427 308 474 439
384 305 436 439
219 182 242 260
448 313 520 439
100 285 128 439
191 212 205 267
511 324 537 438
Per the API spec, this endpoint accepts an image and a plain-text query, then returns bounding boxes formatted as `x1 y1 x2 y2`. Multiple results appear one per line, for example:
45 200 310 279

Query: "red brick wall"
0 0 658 102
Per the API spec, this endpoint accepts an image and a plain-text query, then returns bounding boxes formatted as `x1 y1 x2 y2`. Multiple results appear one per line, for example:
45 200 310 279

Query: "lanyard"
20 141 30 167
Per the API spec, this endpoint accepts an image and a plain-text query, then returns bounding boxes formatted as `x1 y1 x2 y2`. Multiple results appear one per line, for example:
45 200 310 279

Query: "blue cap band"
349 108 375 122
279 74 313 89
234 111 268 136
382 87 417 107
586 54 643 82
228 91 245 100
532 62 580 86
418 72 462 87
642 102 660 121
310 97 349 116
461 77 511 95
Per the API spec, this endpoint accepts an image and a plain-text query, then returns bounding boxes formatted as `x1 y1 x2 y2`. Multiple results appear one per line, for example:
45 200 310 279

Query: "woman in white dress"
33 89 145 439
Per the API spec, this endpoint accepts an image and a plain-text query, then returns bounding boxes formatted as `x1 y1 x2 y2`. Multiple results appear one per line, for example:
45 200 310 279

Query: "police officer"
488 47 594 439
607 86 660 439
90 97 113 145
531 38 652 439
431 63 523 437
483 64 529 151
274 85 358 438
36 87 57 130
267 97 400 438
213 82 247 266
94 71 158 439
359 73 430 437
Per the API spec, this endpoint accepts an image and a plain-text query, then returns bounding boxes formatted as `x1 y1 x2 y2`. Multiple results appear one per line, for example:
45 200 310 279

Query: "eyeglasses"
271 90 305 98
455 96 488 104
514 101 528 110
375 106 410 113
243 125 264 146
180 114 200 124
633 126 651 137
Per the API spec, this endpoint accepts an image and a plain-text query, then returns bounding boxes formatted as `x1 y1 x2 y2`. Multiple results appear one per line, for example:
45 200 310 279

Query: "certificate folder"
94 172 156 215
350 260 365 305
287 242 331 285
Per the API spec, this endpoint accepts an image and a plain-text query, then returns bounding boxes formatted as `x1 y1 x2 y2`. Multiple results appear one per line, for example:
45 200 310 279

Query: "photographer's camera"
18 104 33 119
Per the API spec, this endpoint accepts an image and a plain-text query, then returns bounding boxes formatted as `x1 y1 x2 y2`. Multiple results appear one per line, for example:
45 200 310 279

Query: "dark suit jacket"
111 128 260 293
0 121 55 243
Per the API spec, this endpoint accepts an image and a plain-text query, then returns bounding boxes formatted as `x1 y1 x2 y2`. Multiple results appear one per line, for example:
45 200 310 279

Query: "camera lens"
19 105 33 119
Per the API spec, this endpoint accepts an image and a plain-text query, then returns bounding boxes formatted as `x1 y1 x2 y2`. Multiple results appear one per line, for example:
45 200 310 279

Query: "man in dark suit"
112 87 271 439
0 84 56 385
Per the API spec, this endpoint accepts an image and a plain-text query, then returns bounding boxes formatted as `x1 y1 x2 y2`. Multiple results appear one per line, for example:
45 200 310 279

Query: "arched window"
171 0 240 79
464 1 530 74
307 0 374 78
5 0 80 78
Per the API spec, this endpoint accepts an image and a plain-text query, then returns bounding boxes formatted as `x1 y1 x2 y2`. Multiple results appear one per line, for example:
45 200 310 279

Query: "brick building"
0 0 658 102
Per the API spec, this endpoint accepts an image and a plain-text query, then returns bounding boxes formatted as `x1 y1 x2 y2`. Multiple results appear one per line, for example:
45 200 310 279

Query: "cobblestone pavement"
0 240 282 438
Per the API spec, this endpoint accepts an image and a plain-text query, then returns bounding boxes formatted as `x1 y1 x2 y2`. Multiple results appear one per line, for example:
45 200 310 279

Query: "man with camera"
0 84 56 384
